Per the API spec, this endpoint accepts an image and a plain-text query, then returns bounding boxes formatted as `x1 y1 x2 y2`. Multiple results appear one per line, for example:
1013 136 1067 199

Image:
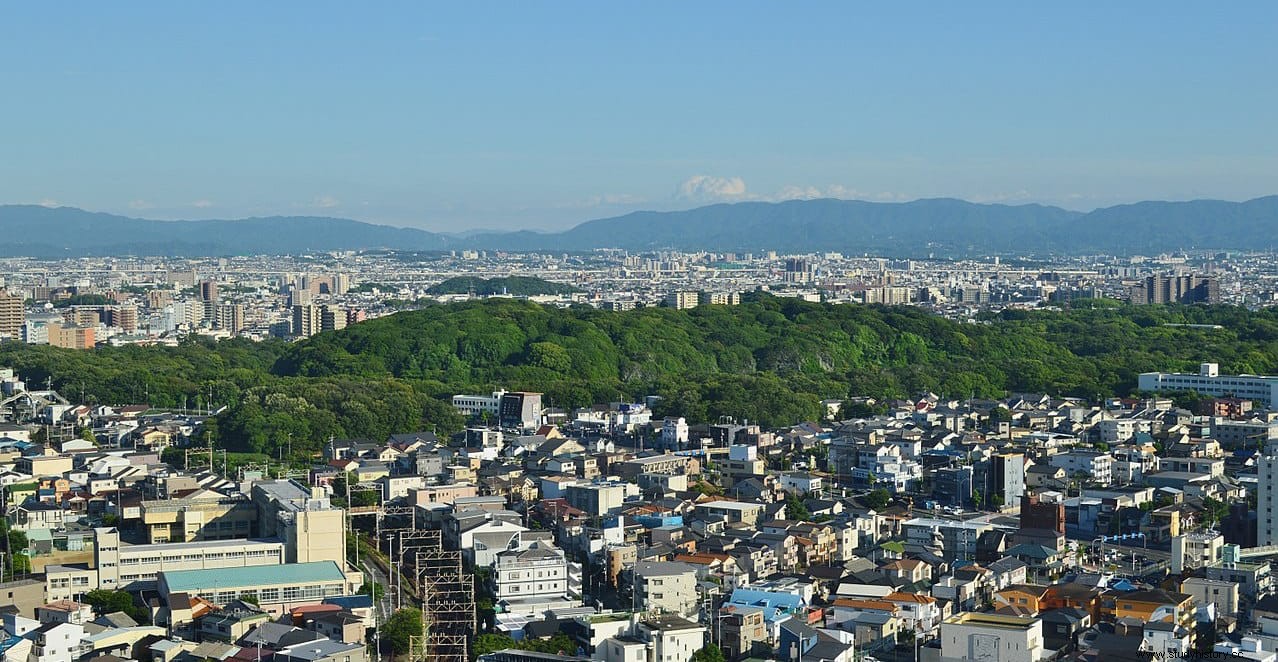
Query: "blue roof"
161 561 345 592
727 588 804 624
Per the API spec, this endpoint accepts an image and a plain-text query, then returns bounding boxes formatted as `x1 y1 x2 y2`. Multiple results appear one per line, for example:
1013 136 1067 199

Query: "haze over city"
3 2 1277 231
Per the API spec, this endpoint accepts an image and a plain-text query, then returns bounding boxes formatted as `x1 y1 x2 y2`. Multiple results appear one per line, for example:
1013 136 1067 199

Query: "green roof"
160 561 345 593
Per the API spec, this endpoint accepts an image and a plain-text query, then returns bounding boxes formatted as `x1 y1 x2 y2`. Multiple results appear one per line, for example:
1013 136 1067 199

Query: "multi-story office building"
1139 363 1278 409
975 453 1026 505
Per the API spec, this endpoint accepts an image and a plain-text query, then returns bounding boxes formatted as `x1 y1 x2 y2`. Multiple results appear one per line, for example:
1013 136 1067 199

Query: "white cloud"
966 190 1034 204
128 199 153 210
191 199 214 208
303 195 341 209
772 184 909 203
675 175 749 201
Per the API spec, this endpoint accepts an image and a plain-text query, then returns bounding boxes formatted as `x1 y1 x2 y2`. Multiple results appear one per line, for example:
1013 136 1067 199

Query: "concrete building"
252 480 348 566
0 291 25 339
661 417 689 447
292 304 322 338
632 561 699 618
1139 363 1278 408
940 612 1045 662
452 390 506 418
139 492 258 544
665 291 699 310
492 541 579 616
693 500 765 527
157 561 357 615
1048 450 1113 486
566 481 638 518
902 517 993 562
1261 440 1278 546
45 527 286 601
1180 577 1239 620
46 323 94 349
499 391 544 430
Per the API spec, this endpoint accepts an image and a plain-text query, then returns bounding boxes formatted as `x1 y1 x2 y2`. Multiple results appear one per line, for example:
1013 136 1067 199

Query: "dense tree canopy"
5 296 1278 458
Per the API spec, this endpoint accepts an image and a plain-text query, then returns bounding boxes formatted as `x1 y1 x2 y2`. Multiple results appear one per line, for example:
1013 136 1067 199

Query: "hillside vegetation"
4 296 1278 459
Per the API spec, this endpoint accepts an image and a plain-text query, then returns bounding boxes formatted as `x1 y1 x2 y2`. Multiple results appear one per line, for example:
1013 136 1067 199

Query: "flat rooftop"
944 612 1040 630
119 538 282 554
160 561 345 593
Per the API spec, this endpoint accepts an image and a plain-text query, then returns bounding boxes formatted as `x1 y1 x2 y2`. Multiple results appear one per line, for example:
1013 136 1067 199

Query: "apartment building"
633 561 699 618
940 613 1045 662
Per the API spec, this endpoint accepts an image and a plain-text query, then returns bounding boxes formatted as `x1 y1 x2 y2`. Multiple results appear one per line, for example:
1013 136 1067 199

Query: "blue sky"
1 2 1275 231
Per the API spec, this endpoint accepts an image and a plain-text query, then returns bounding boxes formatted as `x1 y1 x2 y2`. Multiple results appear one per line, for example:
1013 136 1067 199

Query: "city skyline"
2 2 1276 231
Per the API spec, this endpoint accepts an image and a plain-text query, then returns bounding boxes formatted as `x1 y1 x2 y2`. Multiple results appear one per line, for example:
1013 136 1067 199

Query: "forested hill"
4 297 1278 459
426 276 580 296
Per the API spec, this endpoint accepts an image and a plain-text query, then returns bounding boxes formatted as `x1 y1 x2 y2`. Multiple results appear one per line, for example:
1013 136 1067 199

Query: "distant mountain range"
3 195 1277 257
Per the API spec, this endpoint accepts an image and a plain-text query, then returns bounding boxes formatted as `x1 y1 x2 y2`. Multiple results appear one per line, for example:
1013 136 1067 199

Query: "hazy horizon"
8 192 1278 236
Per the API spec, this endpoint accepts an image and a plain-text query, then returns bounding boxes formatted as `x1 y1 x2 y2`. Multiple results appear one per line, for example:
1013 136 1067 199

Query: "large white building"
1139 363 1278 408
940 613 1045 662
492 541 581 616
1048 450 1113 486
632 561 699 618
451 390 506 418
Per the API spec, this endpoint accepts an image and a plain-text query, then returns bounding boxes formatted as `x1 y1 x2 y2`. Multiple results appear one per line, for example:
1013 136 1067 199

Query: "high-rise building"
292 304 322 338
198 280 219 303
784 258 813 284
1260 441 1278 546
217 304 245 333
106 306 138 332
665 291 699 309
0 291 23 339
320 305 346 332
1130 274 1219 305
698 291 741 306
331 273 351 296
